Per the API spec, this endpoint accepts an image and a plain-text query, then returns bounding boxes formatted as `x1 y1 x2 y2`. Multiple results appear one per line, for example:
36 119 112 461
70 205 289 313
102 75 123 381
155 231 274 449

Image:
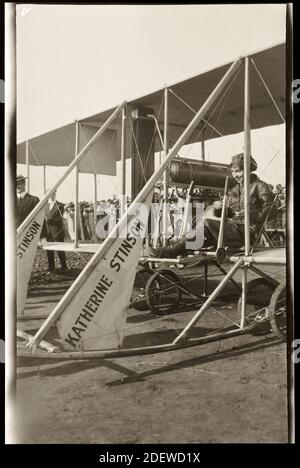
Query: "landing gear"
238 278 277 334
269 283 286 340
145 269 182 315
130 268 153 311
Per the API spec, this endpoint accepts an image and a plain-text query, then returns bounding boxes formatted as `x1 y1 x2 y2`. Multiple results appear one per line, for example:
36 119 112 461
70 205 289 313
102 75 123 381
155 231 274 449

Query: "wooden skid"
17 330 60 353
17 314 49 322
17 327 244 360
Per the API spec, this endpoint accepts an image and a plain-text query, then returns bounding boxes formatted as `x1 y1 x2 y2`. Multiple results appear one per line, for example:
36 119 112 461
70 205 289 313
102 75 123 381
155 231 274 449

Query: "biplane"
16 41 289 360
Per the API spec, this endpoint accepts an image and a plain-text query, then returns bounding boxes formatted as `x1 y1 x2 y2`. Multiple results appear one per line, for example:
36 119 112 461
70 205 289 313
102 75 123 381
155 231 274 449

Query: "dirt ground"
15 249 288 444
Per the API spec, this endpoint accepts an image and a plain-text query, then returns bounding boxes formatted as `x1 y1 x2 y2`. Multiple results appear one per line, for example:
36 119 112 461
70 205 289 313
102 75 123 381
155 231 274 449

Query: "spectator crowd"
60 183 286 242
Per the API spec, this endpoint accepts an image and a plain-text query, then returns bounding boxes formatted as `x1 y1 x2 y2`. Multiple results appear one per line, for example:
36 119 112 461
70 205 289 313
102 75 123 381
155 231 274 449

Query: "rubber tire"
145 269 182 315
269 283 286 341
130 268 153 311
238 278 277 334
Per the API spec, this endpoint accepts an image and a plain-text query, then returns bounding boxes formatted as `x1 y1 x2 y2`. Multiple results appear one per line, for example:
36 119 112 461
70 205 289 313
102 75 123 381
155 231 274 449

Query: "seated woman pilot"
204 153 277 249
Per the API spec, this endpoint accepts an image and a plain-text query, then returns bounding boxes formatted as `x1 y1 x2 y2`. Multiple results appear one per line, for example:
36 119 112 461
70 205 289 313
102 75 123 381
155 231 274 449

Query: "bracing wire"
59 263 286 346
169 68 241 155
250 58 285 124
127 93 165 194
29 142 87 201
28 137 89 202
258 146 283 179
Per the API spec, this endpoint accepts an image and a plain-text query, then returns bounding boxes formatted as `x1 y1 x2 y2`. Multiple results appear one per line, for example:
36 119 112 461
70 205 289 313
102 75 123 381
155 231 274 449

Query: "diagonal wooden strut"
17 102 126 237
173 256 244 344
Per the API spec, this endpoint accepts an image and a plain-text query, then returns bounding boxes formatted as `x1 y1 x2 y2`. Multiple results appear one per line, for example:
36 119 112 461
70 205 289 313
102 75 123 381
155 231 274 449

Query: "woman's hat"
230 153 257 172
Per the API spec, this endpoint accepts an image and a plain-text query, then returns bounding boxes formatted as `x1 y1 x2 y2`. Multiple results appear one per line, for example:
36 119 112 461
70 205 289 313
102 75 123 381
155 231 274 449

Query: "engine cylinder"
169 159 235 189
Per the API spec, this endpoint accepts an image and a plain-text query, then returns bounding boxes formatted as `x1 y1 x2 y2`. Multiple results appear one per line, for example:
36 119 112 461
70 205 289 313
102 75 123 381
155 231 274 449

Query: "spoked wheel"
145 268 182 315
238 278 277 334
269 283 286 340
130 268 153 311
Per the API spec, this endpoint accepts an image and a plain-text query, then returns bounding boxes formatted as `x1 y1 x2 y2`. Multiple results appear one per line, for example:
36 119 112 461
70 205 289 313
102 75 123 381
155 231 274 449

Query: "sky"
16 4 287 202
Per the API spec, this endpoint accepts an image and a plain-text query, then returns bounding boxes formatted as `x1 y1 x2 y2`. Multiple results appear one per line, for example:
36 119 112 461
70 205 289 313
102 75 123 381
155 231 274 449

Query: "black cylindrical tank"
169 159 235 189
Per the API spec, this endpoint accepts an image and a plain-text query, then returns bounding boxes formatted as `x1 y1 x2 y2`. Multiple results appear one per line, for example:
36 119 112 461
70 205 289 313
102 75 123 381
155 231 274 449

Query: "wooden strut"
217 176 229 250
94 173 97 242
241 57 251 329
152 199 163 249
229 254 286 266
203 261 208 296
151 115 164 149
17 101 127 237
25 58 243 351
120 107 126 217
26 140 30 193
162 87 169 247
74 121 80 248
173 256 244 344
17 330 59 353
43 166 46 195
201 131 205 162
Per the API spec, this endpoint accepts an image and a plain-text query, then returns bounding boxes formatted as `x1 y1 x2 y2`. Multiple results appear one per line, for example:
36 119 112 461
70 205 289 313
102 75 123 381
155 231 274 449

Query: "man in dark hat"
16 175 40 228
204 153 277 248
40 190 67 272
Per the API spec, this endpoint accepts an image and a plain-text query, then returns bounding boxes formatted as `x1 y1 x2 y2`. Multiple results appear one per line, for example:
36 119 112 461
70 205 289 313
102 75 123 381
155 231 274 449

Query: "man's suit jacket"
16 193 40 228
41 201 65 242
